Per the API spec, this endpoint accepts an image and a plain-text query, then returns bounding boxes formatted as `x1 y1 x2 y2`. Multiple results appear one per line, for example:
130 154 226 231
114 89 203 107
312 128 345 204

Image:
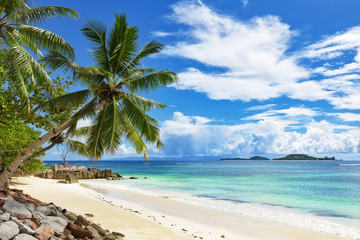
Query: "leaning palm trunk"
0 101 105 188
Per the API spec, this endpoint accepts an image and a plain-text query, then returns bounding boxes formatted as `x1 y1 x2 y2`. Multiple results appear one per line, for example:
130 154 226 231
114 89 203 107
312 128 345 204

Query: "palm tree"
0 13 177 187
0 0 78 113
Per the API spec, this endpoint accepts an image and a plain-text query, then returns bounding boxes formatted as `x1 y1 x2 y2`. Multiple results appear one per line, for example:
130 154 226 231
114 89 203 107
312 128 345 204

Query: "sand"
11 177 356 240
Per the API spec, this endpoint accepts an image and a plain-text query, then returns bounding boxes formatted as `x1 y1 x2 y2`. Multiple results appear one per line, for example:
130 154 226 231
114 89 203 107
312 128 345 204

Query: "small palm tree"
0 0 78 113
0 13 177 187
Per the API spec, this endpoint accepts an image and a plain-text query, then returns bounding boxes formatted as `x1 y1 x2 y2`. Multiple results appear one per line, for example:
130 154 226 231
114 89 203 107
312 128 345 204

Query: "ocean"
45 159 360 236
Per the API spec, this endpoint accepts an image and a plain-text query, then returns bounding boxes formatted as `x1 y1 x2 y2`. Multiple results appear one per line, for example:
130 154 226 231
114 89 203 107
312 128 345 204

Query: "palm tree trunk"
20 142 57 169
0 101 105 188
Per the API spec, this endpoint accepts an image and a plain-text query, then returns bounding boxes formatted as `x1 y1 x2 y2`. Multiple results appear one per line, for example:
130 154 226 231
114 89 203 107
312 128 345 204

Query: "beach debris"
0 188 125 240
84 213 94 217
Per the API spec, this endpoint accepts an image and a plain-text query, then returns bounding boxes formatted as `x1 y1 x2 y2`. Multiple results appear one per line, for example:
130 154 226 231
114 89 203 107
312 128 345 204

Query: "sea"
45 159 360 237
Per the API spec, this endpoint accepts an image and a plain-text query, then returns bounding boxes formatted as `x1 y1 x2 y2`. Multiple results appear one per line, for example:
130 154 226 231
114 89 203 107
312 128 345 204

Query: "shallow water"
45 160 360 230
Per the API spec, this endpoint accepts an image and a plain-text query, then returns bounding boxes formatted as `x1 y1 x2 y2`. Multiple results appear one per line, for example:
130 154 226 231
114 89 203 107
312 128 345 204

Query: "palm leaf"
34 89 91 113
103 98 123 154
122 41 164 77
86 103 108 160
81 20 110 70
121 95 160 142
10 6 78 25
18 25 75 59
124 70 178 93
65 139 88 157
125 93 166 111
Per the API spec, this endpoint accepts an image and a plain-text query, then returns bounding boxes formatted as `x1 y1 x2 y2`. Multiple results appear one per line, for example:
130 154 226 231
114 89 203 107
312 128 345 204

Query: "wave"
81 179 360 239
339 164 360 166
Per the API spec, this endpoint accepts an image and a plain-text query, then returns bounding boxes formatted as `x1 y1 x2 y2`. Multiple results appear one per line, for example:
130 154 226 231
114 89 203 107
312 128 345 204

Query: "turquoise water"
45 160 360 228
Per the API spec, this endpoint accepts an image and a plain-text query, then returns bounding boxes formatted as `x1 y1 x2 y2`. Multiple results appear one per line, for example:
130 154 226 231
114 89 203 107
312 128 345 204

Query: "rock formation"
36 165 122 182
0 188 124 240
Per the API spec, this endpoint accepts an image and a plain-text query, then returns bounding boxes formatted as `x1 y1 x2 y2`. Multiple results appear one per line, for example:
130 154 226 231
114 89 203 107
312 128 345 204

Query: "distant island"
220 154 337 161
220 156 270 161
273 154 336 161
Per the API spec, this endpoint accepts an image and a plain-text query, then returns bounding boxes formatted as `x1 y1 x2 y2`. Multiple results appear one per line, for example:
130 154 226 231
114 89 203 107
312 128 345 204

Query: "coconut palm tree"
0 13 177 187
0 0 78 113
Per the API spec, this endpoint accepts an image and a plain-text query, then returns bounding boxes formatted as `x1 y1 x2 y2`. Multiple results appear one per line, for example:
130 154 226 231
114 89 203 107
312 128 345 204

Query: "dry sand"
11 177 356 240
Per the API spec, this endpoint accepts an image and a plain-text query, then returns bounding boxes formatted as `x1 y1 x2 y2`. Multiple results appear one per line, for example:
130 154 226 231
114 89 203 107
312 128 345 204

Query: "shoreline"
11 176 359 240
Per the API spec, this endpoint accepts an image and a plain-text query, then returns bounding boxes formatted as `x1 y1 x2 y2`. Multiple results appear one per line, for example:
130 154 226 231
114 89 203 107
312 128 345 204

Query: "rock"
64 212 77 222
0 212 11 221
2 199 32 218
18 213 29 220
129 177 138 179
49 237 61 240
41 216 68 236
105 168 112 178
60 228 71 238
112 231 125 238
85 225 102 239
35 205 52 216
31 217 42 229
22 219 35 229
66 222 92 238
0 198 6 207
0 221 20 240
76 215 91 226
13 233 38 240
62 235 76 240
56 181 68 184
36 224 55 240
65 174 78 184
104 233 117 240
25 203 35 212
12 218 37 235
84 213 94 218
90 223 108 236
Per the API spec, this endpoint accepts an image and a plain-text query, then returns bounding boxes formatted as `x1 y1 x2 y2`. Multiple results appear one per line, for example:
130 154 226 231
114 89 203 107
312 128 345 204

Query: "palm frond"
70 126 92 138
122 41 164 76
41 50 82 77
121 95 160 143
118 112 148 160
65 139 88 157
110 26 138 78
86 103 108 160
34 89 91 113
18 25 75 59
81 20 110 70
10 6 78 25
66 97 98 134
8 53 31 112
124 70 178 93
103 98 123 154
125 93 166 111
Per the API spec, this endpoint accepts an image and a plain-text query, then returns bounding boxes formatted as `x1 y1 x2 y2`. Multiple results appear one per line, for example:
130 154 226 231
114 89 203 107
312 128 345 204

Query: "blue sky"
39 0 360 160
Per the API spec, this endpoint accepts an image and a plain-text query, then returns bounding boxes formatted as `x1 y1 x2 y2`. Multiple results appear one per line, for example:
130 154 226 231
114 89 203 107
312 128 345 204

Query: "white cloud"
245 104 276 111
151 31 173 37
165 1 310 101
159 111 360 156
332 112 360 122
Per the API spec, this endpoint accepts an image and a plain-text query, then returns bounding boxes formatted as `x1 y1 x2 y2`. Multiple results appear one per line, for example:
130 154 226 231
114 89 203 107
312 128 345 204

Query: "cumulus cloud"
159 111 360 157
165 1 310 101
161 1 360 110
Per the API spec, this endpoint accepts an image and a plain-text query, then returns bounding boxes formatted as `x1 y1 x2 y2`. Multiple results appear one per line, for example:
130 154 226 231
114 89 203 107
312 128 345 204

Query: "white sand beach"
11 177 358 240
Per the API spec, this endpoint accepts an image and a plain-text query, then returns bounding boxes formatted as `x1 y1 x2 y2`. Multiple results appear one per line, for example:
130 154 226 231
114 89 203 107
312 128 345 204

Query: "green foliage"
0 120 42 171
0 0 78 113
22 159 46 172
41 13 178 160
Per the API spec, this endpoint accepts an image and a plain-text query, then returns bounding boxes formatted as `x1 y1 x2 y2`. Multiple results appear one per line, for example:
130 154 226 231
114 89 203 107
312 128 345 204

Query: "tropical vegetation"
0 12 177 187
